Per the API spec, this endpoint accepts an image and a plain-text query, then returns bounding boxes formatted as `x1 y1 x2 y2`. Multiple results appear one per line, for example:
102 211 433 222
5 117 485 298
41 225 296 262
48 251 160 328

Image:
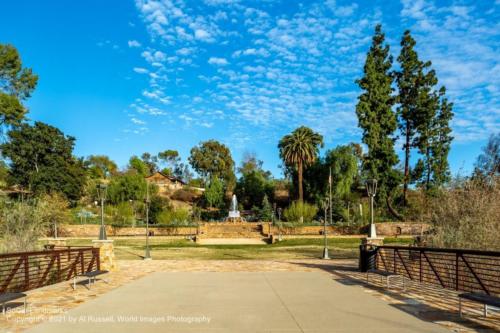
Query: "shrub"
171 188 200 202
156 208 192 226
112 202 135 226
0 198 52 253
426 177 500 250
283 201 318 224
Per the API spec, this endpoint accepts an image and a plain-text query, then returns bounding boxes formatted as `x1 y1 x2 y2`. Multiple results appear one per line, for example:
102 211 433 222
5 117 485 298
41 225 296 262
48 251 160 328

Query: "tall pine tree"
396 30 433 203
396 31 453 194
429 87 453 188
355 25 400 213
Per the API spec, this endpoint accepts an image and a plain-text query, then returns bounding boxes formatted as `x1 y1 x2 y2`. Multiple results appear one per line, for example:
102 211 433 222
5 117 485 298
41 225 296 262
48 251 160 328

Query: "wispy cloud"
128 40 142 48
127 0 499 147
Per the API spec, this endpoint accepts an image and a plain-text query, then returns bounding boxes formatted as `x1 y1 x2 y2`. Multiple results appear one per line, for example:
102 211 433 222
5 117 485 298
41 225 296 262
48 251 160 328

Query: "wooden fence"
376 246 500 295
0 247 100 292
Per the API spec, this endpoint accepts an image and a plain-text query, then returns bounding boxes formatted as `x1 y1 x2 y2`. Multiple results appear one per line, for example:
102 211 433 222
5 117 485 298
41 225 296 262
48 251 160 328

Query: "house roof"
145 171 186 185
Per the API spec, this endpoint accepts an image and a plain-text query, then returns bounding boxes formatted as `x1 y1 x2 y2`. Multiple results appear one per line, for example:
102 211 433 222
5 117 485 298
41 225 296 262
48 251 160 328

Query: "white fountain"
227 194 244 223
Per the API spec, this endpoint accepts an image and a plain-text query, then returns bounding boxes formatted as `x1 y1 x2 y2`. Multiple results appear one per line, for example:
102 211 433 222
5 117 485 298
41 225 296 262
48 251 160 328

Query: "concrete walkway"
28 271 449 333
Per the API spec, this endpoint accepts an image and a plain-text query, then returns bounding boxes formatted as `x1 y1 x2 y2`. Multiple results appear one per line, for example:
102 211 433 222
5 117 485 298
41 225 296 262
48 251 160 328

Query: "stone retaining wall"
59 224 197 237
58 222 429 238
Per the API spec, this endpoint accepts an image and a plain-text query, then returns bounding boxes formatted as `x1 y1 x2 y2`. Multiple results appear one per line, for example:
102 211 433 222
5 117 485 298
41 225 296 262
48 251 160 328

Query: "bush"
426 178 500 250
156 208 192 226
171 188 200 202
0 198 52 253
283 201 318 224
111 202 135 226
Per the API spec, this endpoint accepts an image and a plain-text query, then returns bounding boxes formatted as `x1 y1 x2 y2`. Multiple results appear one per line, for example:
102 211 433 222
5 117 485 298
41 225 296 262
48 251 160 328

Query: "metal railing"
0 247 100 292
376 246 500 295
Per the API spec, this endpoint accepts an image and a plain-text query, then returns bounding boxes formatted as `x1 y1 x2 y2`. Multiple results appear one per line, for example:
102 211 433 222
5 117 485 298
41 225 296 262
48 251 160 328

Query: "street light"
277 207 283 241
144 182 152 260
365 179 378 238
96 183 108 240
322 198 330 259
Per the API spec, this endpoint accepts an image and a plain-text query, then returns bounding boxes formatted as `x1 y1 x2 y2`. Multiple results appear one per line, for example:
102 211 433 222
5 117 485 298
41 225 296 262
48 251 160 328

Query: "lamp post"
144 182 151 260
322 198 330 259
365 179 378 238
277 207 282 241
96 183 108 240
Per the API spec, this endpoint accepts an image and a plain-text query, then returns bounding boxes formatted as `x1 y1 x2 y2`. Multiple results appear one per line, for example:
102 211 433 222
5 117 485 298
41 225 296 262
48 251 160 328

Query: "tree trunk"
298 160 303 202
403 122 410 206
426 145 431 191
386 190 404 221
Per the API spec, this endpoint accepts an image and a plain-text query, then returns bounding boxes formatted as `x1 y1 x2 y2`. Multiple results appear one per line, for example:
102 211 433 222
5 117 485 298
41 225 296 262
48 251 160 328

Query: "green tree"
1 122 86 201
107 173 150 204
430 88 453 187
474 133 500 180
396 31 453 194
158 149 180 174
278 126 324 202
326 145 360 201
0 44 38 134
416 87 453 189
84 155 117 179
204 177 224 208
189 140 235 187
128 155 150 176
0 160 7 188
235 170 274 209
355 24 400 208
396 30 436 201
235 153 274 209
141 152 158 175
259 194 274 221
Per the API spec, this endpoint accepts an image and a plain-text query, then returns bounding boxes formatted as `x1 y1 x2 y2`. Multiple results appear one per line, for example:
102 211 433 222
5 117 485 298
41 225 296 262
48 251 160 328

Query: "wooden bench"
366 269 405 290
73 270 109 290
0 292 27 315
459 292 500 317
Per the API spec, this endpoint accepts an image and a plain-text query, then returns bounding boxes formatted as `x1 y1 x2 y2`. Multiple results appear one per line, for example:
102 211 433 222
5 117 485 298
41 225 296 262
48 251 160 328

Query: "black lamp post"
144 182 151 260
96 183 108 240
365 179 378 238
277 207 282 241
322 198 330 259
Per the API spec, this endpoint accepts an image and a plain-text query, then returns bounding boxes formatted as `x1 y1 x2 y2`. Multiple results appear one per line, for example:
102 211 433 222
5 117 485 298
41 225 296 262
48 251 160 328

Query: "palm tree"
278 126 324 202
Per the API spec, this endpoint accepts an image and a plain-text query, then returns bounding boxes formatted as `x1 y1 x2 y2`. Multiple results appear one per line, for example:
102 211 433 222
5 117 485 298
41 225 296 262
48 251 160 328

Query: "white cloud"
194 29 213 42
131 117 146 125
128 40 142 48
133 67 148 74
208 57 229 66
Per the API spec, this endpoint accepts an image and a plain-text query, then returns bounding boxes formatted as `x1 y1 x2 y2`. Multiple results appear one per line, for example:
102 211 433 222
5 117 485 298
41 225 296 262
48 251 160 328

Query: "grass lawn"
64 237 413 260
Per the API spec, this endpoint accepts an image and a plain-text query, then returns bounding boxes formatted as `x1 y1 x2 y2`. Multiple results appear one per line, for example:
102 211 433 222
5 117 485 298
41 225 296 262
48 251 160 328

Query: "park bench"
366 269 405 290
73 270 109 290
0 292 27 314
458 292 500 317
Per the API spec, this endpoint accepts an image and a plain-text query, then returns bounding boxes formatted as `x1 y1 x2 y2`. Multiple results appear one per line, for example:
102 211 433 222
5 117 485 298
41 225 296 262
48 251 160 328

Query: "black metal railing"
0 247 100 292
376 246 500 295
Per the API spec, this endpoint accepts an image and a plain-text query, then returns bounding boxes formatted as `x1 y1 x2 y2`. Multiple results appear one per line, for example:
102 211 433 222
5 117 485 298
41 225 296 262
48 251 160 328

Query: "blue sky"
1 0 498 177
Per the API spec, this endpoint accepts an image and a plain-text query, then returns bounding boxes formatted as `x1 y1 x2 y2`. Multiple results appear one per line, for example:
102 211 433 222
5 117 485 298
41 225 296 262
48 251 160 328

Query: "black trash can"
359 244 378 272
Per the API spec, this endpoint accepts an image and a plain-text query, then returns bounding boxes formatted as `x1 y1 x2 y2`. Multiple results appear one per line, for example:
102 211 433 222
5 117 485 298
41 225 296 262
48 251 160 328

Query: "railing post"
80 251 84 275
56 252 61 283
24 256 29 290
96 248 101 270
393 249 397 274
419 250 422 283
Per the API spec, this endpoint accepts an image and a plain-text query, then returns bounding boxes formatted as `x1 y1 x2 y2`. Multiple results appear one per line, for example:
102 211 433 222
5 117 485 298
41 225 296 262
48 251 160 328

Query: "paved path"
28 271 449 333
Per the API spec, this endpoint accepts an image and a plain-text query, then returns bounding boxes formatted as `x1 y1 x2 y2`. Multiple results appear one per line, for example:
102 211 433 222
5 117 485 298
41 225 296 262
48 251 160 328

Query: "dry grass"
426 178 500 250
